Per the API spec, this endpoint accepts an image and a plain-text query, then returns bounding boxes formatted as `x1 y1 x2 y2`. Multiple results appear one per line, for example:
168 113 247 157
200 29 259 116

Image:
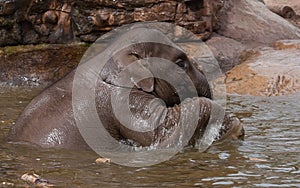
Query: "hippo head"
100 28 212 107
99 27 244 147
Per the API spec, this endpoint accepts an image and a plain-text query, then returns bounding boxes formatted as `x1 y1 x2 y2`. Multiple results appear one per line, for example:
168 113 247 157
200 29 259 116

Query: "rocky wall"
0 0 222 46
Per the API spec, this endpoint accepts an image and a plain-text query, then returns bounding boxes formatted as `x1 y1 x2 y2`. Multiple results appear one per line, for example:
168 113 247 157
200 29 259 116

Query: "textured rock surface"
217 0 300 45
0 0 222 46
273 39 300 50
205 34 246 72
225 40 300 96
264 0 300 18
0 44 88 85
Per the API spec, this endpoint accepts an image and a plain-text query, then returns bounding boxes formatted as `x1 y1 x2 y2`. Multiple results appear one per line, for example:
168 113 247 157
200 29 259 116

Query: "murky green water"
0 87 299 187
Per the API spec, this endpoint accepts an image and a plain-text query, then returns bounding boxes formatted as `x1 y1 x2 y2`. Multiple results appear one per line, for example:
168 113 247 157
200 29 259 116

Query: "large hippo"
6 27 244 151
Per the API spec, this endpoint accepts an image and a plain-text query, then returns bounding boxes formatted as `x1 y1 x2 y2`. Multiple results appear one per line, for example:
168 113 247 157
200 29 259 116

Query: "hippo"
6 27 244 151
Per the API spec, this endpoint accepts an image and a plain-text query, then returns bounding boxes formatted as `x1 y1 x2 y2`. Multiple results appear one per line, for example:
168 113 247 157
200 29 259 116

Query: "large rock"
225 40 300 96
217 0 300 45
0 44 88 86
0 0 222 46
205 33 246 72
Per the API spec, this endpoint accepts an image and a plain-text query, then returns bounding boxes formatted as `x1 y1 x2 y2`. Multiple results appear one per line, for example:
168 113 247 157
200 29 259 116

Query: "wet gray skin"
6 28 244 150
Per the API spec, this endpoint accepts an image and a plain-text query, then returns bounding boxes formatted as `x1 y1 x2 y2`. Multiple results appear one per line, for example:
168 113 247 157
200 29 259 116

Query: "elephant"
6 27 244 151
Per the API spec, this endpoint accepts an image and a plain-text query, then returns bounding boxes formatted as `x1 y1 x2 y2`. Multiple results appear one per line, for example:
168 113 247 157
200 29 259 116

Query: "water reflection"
0 87 299 187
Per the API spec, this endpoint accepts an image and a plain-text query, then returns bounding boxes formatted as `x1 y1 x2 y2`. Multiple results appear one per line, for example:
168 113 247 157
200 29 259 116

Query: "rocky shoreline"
0 0 299 96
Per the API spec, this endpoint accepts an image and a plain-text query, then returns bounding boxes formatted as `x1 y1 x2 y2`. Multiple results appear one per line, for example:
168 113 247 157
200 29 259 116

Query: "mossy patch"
0 43 91 56
0 44 49 56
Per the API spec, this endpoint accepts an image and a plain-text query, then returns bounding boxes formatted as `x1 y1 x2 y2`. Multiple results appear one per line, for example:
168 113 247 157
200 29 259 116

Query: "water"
0 87 299 187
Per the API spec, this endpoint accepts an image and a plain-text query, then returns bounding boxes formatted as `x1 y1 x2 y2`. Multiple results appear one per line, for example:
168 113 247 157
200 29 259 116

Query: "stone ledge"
0 43 88 86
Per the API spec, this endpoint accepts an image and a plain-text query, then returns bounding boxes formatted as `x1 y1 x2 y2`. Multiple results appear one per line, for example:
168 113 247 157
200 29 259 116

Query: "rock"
226 40 300 96
205 33 246 72
0 0 222 46
0 0 30 15
0 44 88 86
21 172 54 187
264 0 300 18
217 0 300 45
95 157 111 164
273 39 300 50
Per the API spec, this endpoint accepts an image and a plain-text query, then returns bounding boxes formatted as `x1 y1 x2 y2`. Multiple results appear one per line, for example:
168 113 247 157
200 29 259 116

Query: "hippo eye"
175 58 186 69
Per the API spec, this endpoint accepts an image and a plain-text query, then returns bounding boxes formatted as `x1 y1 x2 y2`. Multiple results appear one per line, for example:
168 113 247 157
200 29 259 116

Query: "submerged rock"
225 40 300 96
